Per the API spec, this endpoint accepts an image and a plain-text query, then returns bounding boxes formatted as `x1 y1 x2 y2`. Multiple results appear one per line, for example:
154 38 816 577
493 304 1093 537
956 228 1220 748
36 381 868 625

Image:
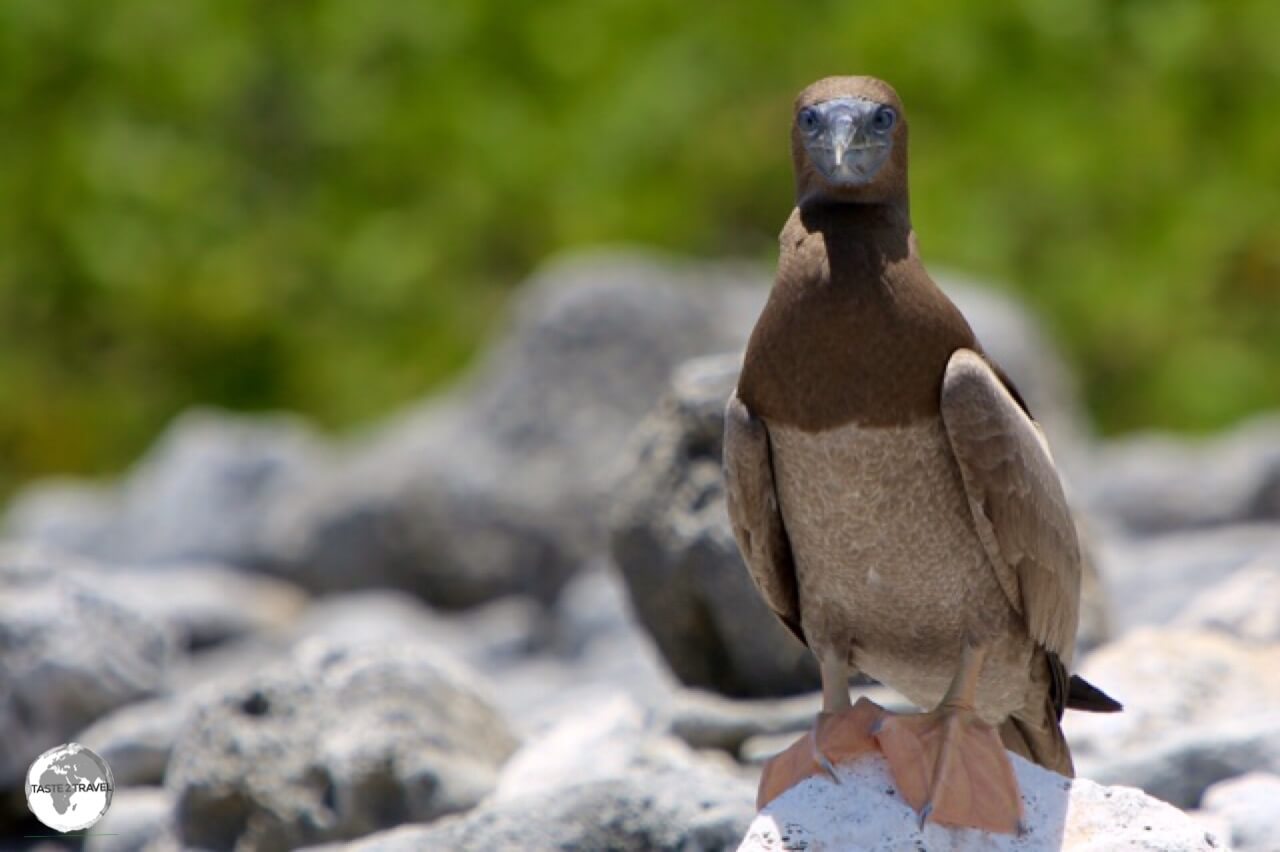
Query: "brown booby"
724 76 1120 833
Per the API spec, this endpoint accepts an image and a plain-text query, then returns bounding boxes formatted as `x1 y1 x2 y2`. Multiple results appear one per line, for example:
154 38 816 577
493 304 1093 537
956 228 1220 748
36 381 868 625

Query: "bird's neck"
797 199 911 244
737 201 975 431
795 202 916 296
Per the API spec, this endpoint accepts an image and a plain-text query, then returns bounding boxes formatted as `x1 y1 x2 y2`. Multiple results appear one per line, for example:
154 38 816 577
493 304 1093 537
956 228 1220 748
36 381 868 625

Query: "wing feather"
940 349 1081 664
723 391 805 646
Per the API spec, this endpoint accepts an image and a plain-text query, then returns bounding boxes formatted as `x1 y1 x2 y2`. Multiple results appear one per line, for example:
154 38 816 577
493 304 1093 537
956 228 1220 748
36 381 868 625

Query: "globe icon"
24 743 115 833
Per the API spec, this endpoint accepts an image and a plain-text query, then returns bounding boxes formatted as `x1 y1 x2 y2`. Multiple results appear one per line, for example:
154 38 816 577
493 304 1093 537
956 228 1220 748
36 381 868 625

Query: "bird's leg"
871 643 1023 834
756 655 885 809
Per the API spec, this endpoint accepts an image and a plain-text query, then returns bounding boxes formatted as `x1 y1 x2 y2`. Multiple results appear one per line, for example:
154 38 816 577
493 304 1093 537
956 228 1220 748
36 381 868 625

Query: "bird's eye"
797 107 821 133
871 106 897 133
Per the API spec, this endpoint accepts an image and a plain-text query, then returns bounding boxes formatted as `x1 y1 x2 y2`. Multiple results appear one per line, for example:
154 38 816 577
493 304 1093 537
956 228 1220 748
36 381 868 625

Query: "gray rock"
1066 628 1280 806
611 350 1107 698
77 697 188 788
85 787 173 852
164 633 286 698
4 409 326 569
0 547 173 791
166 639 517 851
263 251 765 607
284 569 675 739
1086 715 1280 810
154 565 672 755
1071 518 1116 657
479 567 676 737
299 681 757 852
2 479 118 557
1085 414 1280 534
670 684 908 756
88 563 308 652
1174 551 1280 643
308 767 755 852
1199 772 1280 852
1067 628 1280 756
292 589 481 650
262 430 576 607
739 751 1224 851
34 560 306 789
1097 524 1280 633
669 689 828 754
114 410 326 567
612 354 820 697
82 587 521 792
493 694 712 802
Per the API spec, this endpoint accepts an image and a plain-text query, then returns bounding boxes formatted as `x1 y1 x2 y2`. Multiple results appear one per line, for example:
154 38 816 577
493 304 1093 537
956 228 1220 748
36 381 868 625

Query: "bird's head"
792 76 908 209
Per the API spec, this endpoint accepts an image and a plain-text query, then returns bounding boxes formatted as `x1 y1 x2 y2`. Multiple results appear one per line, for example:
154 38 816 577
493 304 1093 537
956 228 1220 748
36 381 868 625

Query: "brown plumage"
724 76 1118 817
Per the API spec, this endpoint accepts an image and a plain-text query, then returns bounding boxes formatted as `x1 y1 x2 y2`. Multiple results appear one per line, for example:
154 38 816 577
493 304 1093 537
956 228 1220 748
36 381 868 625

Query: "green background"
2 0 1278 495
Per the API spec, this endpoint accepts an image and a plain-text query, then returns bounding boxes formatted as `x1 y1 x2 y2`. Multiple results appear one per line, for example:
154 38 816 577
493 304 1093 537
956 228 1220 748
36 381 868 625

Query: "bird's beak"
829 115 856 170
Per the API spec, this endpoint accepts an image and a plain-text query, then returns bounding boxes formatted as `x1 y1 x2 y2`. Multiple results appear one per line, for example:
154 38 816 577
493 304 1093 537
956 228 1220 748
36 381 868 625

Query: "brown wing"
940 349 1081 666
723 390 805 646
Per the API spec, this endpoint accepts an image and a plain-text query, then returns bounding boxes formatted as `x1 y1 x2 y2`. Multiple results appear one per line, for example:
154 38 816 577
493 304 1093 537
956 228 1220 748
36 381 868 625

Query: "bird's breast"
769 417 1027 714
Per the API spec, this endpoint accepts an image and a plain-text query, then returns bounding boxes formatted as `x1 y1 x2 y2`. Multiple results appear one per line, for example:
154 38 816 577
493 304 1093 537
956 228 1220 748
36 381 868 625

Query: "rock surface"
1098 524 1280 632
491 693 756 804
166 640 517 851
668 688 847 755
76 697 189 788
740 752 1223 851
2 479 119 559
0 547 173 791
301 678 758 852
90 562 307 651
612 354 820 697
1082 714 1280 811
4 410 325 568
283 568 677 739
1198 772 1280 852
84 786 174 852
303 767 756 852
1066 628 1280 807
1174 550 1280 643
1085 414 1280 533
1066 629 1280 756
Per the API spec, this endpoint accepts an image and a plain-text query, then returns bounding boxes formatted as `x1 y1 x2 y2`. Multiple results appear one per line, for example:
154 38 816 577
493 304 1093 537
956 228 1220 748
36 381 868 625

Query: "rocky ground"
3 249 1278 851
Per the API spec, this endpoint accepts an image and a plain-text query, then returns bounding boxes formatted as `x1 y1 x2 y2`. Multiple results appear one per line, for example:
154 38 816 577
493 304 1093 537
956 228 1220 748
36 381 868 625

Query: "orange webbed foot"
757 696 885 810
873 704 1023 834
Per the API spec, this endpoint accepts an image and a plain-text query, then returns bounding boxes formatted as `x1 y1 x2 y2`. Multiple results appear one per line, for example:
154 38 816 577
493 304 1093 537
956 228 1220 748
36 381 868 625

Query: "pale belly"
769 418 1034 720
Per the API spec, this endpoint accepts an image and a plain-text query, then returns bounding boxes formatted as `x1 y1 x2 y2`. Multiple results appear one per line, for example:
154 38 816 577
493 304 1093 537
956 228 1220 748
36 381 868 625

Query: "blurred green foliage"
2 0 1278 494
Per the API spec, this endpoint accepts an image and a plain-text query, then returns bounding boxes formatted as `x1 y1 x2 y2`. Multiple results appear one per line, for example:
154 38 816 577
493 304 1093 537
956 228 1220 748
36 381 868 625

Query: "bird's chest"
767 419 1011 666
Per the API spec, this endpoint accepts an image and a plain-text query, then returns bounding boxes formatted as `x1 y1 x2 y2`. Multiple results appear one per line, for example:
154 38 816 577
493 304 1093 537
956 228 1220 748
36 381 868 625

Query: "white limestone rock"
739 752 1224 852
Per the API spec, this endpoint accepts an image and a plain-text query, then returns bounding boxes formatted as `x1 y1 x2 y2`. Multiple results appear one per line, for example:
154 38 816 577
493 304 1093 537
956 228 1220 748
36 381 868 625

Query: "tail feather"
1000 707 1074 778
1066 674 1123 713
1006 658 1118 778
